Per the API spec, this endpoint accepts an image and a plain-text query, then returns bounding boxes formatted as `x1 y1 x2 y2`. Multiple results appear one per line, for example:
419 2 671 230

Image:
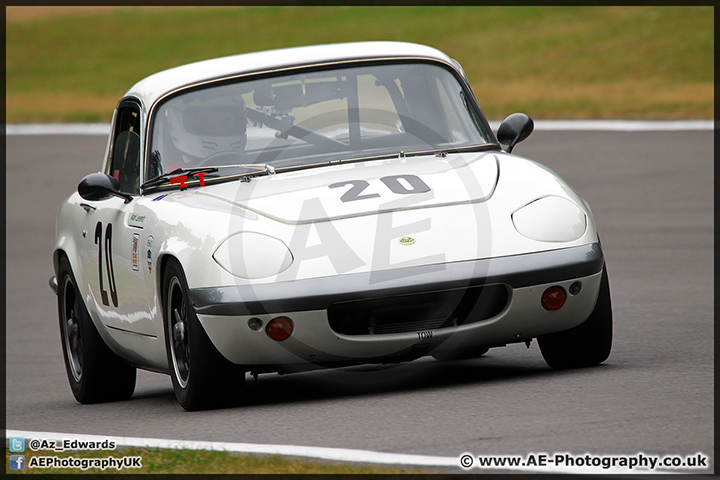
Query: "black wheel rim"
168 277 190 388
62 276 83 382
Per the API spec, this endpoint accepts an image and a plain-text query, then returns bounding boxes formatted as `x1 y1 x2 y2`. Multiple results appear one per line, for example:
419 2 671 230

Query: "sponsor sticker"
398 236 416 245
146 235 154 273
131 233 140 271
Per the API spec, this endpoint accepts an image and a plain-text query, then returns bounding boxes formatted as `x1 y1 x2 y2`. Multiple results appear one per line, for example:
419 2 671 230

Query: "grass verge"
6 6 713 122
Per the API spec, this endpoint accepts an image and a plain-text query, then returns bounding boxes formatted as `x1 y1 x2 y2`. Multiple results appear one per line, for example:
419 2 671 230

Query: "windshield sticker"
131 233 140 271
146 235 154 273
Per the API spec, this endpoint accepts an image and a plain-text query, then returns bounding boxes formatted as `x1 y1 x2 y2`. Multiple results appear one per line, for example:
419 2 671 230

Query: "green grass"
7 448 424 474
6 6 713 122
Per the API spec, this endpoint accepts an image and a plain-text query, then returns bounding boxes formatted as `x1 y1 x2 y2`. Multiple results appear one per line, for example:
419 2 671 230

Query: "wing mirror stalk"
78 173 133 204
497 113 534 153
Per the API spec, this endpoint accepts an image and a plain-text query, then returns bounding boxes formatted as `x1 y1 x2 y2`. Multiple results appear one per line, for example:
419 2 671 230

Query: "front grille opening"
328 284 509 336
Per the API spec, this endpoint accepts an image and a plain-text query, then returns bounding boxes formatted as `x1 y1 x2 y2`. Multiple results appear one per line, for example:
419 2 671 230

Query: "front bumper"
191 243 605 368
190 243 604 316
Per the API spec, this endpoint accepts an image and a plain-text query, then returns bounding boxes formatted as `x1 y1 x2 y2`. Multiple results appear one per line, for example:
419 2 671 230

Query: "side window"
109 104 141 195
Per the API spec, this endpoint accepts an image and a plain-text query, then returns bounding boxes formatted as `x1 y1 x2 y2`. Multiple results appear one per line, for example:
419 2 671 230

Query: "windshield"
146 61 494 183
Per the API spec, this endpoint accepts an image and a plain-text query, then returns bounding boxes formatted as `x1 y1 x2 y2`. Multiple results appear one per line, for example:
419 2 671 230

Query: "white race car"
51 42 612 410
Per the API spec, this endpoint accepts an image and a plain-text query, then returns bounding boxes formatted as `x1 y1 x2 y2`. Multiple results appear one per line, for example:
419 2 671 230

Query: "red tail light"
266 316 293 341
542 286 567 311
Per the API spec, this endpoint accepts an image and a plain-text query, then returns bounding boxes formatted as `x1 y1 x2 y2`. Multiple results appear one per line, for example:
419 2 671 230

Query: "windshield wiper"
142 163 279 190
314 144 498 169
226 163 276 175
141 167 218 189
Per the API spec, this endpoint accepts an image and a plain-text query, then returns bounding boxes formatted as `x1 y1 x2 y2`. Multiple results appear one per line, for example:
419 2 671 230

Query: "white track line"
6 124 111 135
528 120 713 131
6 429 668 474
6 429 458 467
5 120 713 136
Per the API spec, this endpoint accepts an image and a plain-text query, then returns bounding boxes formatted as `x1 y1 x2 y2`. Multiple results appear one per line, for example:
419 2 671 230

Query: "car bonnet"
196 152 499 225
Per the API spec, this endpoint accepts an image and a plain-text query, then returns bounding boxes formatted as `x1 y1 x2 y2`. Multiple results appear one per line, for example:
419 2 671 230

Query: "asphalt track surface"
5 129 714 473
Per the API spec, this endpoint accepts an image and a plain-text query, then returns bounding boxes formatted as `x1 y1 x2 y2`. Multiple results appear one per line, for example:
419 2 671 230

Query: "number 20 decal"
329 174 430 202
95 221 119 307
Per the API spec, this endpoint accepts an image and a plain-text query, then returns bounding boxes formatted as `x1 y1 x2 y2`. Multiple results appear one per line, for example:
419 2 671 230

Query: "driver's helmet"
167 93 247 162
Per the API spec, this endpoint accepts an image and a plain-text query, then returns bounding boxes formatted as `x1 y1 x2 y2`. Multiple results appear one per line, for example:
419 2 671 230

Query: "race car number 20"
330 174 431 202
95 222 119 308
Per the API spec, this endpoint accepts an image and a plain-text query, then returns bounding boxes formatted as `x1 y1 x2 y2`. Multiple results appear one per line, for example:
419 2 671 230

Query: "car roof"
124 41 457 111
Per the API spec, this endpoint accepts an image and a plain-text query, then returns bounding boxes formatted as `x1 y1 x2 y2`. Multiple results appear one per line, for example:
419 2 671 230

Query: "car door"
79 99 155 337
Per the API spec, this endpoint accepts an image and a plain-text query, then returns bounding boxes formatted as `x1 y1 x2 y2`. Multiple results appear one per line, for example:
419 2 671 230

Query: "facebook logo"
9 436 25 452
9 455 25 470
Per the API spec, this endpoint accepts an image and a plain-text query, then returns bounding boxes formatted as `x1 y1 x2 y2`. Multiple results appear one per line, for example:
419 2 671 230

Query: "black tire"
162 258 245 411
538 267 613 369
57 255 136 403
432 347 490 362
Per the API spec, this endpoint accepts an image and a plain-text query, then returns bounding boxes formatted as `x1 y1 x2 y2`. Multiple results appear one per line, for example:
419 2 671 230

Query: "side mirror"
78 173 133 203
497 113 534 153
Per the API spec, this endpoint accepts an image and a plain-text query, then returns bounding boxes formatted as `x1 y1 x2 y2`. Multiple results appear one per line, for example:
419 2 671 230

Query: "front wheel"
57 255 136 403
538 267 613 369
162 258 245 410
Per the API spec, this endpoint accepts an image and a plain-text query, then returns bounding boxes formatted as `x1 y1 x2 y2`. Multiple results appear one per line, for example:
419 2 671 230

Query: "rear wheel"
538 267 613 369
57 255 136 403
162 258 245 410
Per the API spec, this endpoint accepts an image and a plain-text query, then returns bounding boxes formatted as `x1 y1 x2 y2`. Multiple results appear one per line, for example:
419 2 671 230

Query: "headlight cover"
512 196 587 242
213 232 293 279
